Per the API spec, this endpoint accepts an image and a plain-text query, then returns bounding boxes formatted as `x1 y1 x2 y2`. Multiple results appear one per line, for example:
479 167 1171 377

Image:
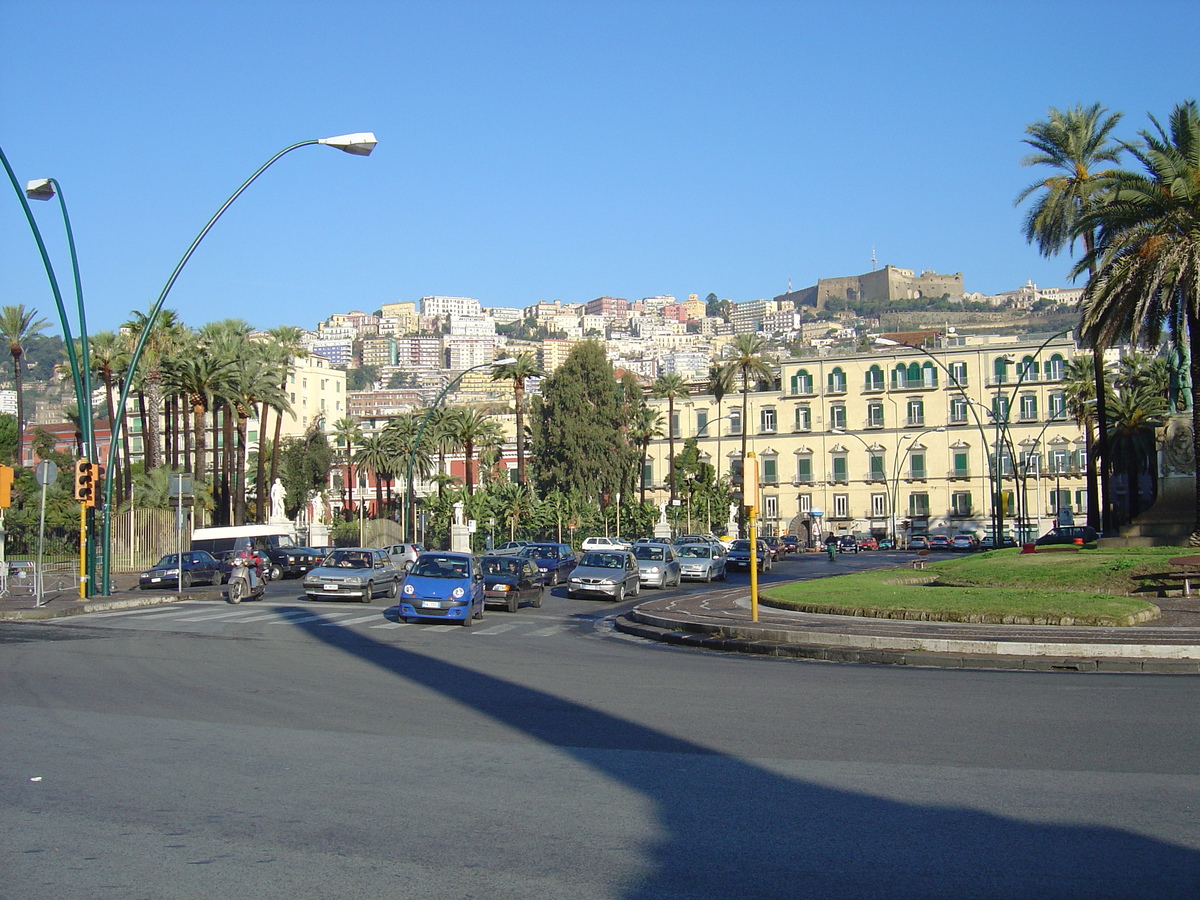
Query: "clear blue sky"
3 0 1198 337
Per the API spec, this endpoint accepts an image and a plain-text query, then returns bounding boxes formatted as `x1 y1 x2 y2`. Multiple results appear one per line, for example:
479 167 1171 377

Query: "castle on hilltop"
775 265 964 310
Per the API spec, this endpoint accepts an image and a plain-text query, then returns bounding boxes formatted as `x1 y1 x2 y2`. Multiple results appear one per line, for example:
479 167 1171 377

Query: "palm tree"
651 373 690 510
491 353 545 486
122 305 186 469
86 330 128 500
1016 102 1124 534
1077 100 1200 542
354 432 396 516
0 304 50 463
331 416 362 514
721 333 774 531
444 408 503 496
707 363 736 480
627 405 664 505
1105 382 1168 520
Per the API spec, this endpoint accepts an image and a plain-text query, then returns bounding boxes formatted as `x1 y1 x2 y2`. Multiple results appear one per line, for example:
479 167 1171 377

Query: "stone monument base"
1098 475 1197 548
308 523 329 548
450 523 471 553
653 521 673 541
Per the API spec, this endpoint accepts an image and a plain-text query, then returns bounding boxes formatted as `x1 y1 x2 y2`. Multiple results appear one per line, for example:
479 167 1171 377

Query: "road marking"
319 614 383 627
421 625 459 632
233 609 319 624
263 612 355 626
369 621 409 629
174 610 263 622
85 606 198 619
473 623 518 635
529 625 565 636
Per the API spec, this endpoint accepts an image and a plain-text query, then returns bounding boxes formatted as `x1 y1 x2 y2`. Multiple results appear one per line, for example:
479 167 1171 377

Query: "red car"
857 536 879 551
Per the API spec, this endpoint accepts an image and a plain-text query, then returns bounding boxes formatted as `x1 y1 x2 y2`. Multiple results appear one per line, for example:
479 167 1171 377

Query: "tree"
491 353 545 486
330 417 362 513
1016 102 1124 534
720 333 773 532
651 373 690 510
1105 382 1168 520
443 407 503 496
278 428 333 520
627 405 664 505
0 304 50 462
707 363 736 480
122 306 186 470
1077 100 1200 542
262 325 305 520
530 341 629 503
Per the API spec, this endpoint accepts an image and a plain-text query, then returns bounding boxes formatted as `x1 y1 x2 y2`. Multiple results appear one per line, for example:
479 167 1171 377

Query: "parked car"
676 542 728 582
837 535 859 554
479 554 543 613
518 542 578 585
492 540 535 554
190 524 321 581
674 533 718 547
567 550 641 601
762 536 782 560
857 535 879 551
877 538 895 550
978 534 1018 550
951 534 979 552
399 551 485 625
1035 525 1099 546
139 551 225 590
631 542 682 588
929 535 953 552
303 547 401 603
581 536 631 552
780 534 800 553
909 535 930 551
728 539 772 571
383 542 425 571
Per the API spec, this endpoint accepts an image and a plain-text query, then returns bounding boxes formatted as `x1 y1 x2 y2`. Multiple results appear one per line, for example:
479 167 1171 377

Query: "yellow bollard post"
79 502 87 598
744 451 759 622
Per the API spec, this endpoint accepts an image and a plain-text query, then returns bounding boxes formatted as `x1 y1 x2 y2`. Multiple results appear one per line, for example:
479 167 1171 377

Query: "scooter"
227 557 266 604
827 542 837 561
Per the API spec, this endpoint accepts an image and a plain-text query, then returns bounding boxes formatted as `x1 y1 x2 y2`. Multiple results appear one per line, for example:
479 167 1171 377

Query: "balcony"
949 467 971 479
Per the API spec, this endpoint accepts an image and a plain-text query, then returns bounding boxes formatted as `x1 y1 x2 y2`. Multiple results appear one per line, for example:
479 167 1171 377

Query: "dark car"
780 535 800 553
728 539 772 571
979 534 1018 550
929 535 953 552
762 536 782 560
1035 525 1099 546
837 535 859 554
909 535 930 551
139 551 225 590
518 542 578 585
479 554 544 613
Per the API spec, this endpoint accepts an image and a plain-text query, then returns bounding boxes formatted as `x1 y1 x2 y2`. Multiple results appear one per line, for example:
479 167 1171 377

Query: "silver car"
566 550 641 602
632 542 681 589
304 547 401 602
676 542 728 582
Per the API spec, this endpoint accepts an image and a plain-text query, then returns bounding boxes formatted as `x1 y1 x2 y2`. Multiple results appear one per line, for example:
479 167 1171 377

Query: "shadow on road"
285 607 1199 898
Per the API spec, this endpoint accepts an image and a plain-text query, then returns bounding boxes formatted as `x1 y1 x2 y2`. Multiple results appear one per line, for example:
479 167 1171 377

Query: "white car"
581 536 631 552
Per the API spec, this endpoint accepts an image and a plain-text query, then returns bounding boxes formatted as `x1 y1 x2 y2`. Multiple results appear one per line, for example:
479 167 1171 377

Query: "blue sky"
2 0 1198 337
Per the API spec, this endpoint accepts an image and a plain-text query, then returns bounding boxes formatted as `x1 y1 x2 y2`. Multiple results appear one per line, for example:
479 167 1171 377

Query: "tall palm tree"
1105 382 1168 521
354 432 396 516
707 363 736 480
331 416 362 514
0 304 50 464
651 373 690 510
122 305 186 470
86 330 128 500
444 407 503 496
627 405 664 505
1016 102 1124 534
491 353 545 486
721 333 773 531
1077 100 1200 542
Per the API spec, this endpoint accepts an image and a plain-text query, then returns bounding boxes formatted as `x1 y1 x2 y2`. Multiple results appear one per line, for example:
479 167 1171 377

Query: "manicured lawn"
759 547 1181 626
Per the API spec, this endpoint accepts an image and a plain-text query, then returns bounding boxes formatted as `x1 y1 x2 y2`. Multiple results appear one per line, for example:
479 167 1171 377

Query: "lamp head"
493 357 518 366
873 337 900 347
317 132 378 156
25 178 55 201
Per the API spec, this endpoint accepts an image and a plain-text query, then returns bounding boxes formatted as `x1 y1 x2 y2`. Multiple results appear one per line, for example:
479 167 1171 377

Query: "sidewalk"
615 587 1200 674
0 575 225 621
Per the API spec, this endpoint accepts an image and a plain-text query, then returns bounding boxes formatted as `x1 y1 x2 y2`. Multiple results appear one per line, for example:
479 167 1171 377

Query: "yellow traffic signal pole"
79 502 87 598
745 451 759 622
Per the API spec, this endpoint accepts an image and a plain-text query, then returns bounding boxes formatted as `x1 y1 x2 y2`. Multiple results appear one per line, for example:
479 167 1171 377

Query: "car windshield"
327 550 371 568
678 545 711 559
579 552 624 569
481 557 524 577
155 554 180 567
633 545 665 560
521 545 558 559
730 541 751 551
411 556 469 578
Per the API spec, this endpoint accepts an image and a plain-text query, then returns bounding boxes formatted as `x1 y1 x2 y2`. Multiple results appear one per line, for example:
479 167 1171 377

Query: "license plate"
323 584 339 591
150 577 161 582
421 600 441 609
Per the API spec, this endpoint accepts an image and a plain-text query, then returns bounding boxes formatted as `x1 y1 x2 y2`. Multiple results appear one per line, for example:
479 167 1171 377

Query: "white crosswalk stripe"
473 622 519 635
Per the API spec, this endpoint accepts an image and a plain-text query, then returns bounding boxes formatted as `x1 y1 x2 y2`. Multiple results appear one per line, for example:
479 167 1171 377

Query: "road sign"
36 460 59 487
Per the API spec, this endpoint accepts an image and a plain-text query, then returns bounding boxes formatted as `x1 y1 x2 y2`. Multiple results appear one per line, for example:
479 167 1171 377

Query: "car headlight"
343 576 363 585
451 587 465 598
648 566 661 574
403 584 414 595
491 584 512 591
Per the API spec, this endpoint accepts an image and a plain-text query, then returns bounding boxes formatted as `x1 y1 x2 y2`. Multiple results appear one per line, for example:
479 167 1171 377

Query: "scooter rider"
235 547 264 583
825 532 838 561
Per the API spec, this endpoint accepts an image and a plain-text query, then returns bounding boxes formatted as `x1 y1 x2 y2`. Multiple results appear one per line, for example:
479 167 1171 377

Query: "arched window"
993 357 1011 385
1018 356 1039 381
865 365 884 391
790 369 813 395
891 363 909 390
921 361 938 388
827 367 846 393
907 362 921 385
1046 354 1066 380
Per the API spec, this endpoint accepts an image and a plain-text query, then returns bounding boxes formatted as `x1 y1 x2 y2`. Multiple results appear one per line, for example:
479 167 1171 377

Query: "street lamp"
404 357 516 543
96 133 377 593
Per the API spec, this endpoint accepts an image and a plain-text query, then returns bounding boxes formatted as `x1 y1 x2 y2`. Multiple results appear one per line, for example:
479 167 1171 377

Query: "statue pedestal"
308 523 329 548
653 521 673 541
450 524 471 553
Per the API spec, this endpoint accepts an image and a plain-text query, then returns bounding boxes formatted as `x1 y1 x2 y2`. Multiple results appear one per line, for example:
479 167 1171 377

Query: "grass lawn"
758 547 1185 626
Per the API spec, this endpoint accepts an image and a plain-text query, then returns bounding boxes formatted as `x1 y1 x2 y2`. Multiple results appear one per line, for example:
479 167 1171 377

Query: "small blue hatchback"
399 552 485 626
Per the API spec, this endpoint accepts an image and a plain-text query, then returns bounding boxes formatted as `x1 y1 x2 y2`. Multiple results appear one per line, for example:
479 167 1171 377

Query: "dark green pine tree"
530 341 634 504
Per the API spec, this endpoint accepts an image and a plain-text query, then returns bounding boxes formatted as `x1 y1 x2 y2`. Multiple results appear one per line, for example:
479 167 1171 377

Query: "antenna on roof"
871 246 877 271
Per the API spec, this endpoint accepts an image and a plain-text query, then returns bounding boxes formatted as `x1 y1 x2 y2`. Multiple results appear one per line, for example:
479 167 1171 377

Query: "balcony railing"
949 467 971 478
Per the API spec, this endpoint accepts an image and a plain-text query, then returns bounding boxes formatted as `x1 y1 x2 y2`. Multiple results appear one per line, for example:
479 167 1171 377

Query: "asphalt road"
2 551 1199 899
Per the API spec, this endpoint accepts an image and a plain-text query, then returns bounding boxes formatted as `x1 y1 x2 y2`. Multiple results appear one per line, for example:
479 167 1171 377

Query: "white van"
190 524 320 581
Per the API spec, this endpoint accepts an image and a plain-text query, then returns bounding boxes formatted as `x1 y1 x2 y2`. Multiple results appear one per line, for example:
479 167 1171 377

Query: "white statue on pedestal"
453 500 465 526
270 478 287 521
658 501 668 525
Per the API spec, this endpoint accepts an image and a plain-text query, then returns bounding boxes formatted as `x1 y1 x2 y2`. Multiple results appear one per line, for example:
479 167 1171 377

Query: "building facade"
643 334 1087 545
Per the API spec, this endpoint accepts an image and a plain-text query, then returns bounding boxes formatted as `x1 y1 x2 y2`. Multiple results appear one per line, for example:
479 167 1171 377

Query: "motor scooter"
227 556 266 604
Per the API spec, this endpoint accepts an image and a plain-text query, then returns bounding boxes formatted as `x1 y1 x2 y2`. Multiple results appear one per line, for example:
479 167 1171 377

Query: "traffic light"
0 464 12 508
93 464 106 508
74 459 95 505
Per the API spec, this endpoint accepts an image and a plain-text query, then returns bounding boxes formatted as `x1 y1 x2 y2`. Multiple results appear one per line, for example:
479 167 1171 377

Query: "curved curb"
0 591 210 621
615 608 1200 674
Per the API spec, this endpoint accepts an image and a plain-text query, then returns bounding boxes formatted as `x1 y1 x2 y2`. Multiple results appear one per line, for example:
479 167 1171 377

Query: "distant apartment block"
283 354 346 434
422 296 482 318
585 296 629 318
361 336 397 368
308 338 354 366
540 339 578 372
394 337 444 370
448 315 497 337
348 389 423 419
447 337 499 370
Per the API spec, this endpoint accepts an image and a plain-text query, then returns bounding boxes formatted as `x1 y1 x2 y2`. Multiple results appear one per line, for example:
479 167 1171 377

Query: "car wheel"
180 571 192 590
533 588 543 608
705 569 712 583
387 579 399 599
475 601 484 620
270 564 284 581
612 585 624 604
507 593 518 614
362 581 374 603
461 608 473 627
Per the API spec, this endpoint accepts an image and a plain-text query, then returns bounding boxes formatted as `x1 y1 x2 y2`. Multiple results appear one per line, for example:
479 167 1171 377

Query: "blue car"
399 552 485 626
517 542 578 586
